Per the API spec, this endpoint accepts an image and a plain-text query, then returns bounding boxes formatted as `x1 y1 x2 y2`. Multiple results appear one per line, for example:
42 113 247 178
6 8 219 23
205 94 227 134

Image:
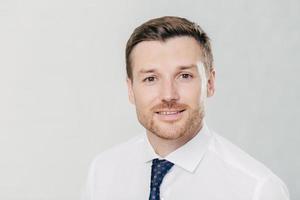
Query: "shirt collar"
142 122 213 173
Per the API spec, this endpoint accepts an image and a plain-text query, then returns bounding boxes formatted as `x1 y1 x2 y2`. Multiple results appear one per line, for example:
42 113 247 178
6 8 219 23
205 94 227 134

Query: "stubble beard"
137 103 205 141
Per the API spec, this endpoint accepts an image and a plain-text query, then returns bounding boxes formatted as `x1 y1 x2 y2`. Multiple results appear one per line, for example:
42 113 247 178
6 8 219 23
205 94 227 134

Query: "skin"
127 36 215 157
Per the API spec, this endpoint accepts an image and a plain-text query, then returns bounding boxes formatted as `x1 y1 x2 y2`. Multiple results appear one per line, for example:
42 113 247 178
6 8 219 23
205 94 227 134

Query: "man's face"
127 36 215 140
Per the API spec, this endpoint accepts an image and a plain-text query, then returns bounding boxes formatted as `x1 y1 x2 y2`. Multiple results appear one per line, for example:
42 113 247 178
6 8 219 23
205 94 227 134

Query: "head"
126 16 215 141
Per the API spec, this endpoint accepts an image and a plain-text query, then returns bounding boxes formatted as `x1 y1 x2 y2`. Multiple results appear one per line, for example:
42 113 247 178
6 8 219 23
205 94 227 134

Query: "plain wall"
0 0 299 199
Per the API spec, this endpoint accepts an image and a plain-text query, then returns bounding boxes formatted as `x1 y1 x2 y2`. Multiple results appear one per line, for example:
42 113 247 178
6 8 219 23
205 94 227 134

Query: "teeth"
158 111 180 115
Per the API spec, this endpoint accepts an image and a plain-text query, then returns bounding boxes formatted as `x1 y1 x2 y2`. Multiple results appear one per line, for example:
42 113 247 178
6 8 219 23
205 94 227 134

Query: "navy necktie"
149 158 174 200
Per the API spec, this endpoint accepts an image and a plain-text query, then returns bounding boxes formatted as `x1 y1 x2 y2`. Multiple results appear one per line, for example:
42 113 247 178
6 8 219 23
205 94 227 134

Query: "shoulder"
82 134 146 199
91 133 145 166
209 131 272 179
85 133 145 185
207 130 290 199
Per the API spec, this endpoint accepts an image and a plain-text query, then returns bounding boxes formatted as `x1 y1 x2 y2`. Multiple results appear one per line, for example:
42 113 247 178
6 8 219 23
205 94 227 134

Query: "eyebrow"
138 69 156 74
178 64 197 70
138 64 197 74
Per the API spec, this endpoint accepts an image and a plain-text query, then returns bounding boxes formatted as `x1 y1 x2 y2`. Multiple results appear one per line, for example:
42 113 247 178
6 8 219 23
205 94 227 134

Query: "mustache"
151 101 188 111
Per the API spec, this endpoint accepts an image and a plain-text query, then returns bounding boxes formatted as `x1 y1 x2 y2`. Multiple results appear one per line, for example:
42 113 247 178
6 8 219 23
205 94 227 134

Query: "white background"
0 0 299 199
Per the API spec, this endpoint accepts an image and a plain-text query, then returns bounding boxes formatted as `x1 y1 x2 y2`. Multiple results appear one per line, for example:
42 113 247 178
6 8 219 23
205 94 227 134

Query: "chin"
155 132 184 140
150 123 186 140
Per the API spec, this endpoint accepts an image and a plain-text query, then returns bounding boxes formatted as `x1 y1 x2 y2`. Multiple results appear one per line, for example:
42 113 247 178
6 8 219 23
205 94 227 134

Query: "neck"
146 123 203 157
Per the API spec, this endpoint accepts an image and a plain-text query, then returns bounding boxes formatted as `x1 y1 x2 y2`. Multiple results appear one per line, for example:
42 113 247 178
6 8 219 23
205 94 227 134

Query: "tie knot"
152 159 174 172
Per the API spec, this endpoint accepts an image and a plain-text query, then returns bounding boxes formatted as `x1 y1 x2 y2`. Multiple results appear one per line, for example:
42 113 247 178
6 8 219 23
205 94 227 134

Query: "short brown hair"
125 16 214 80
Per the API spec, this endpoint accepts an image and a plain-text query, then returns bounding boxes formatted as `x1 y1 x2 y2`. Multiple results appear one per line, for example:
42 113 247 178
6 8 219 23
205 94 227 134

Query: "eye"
143 76 156 83
179 73 193 79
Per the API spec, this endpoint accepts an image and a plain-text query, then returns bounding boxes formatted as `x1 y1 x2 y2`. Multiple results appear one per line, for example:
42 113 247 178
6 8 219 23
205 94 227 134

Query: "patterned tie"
149 158 174 200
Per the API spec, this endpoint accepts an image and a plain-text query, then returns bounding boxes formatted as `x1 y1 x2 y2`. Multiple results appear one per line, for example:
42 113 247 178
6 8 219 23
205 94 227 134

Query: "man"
82 16 289 200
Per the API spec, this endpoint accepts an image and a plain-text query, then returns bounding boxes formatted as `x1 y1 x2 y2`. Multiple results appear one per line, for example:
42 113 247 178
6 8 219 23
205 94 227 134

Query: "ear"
126 77 135 105
207 69 216 97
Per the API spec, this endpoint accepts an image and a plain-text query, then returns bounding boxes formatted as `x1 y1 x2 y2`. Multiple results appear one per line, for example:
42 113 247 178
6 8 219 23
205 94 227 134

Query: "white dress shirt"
81 124 290 200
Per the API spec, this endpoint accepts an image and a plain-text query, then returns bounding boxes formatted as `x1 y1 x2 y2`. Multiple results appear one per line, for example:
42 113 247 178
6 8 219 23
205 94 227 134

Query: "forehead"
130 36 203 73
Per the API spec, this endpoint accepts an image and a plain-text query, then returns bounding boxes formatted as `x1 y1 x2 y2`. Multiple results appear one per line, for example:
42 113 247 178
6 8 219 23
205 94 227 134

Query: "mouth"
154 109 186 122
155 109 186 115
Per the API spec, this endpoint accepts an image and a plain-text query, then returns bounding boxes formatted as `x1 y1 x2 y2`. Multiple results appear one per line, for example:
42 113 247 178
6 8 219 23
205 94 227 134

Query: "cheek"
134 87 158 108
179 83 202 104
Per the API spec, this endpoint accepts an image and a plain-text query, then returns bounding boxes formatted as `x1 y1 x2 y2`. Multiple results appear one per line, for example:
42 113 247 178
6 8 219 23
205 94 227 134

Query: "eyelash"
180 73 193 79
143 76 156 82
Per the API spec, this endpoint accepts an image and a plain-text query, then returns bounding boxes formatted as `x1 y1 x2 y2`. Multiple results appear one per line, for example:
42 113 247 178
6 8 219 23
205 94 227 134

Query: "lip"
154 109 186 122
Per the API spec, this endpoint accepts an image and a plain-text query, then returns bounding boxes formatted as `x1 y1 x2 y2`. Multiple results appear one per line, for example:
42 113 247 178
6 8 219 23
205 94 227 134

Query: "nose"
159 78 179 102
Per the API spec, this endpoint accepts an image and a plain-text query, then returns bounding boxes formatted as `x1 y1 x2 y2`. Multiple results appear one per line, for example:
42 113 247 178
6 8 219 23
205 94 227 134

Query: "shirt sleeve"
254 175 290 200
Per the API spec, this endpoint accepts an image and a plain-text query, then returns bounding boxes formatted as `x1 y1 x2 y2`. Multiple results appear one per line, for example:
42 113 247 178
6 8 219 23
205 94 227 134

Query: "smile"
156 110 185 115
154 109 186 122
